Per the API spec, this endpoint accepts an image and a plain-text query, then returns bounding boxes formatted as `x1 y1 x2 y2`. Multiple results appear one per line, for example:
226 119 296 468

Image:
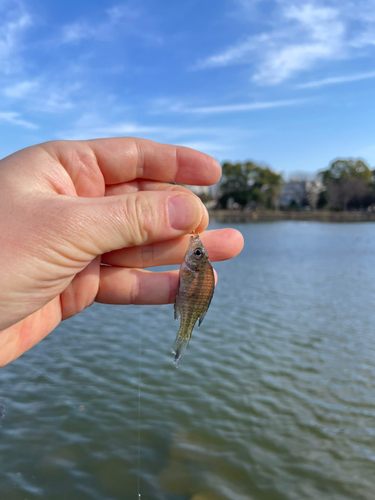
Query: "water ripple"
1 222 375 499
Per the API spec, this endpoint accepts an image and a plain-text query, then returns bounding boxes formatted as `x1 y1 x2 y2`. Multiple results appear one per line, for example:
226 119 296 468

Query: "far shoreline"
209 209 375 223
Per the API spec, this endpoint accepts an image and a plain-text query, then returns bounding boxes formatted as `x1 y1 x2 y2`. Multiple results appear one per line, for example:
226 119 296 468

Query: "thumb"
60 191 208 259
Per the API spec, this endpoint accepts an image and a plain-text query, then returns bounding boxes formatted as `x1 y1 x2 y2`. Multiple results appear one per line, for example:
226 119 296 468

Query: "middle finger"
102 228 243 268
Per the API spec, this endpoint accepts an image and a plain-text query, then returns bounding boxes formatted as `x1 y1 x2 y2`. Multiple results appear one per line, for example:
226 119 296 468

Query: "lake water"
1 221 375 500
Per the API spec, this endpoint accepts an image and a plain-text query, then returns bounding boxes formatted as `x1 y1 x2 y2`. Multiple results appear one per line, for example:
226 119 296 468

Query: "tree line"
217 158 375 211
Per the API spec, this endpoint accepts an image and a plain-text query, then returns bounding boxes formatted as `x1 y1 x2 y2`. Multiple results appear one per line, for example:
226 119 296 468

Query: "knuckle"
121 193 158 247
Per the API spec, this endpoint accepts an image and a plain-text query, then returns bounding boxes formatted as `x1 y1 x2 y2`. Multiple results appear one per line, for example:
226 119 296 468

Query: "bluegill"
173 234 215 367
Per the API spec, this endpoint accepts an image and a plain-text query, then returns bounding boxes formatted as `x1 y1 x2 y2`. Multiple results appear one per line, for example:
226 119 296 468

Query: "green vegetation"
218 161 283 209
217 157 375 211
319 159 375 210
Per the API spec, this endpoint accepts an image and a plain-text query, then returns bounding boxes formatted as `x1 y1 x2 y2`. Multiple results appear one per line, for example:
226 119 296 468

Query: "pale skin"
0 137 244 367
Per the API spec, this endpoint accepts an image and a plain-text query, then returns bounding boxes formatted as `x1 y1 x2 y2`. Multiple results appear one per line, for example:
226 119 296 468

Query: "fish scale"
172 234 215 366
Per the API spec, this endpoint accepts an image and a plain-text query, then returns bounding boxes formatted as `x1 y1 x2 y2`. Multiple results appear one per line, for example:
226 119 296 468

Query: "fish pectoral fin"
172 333 190 368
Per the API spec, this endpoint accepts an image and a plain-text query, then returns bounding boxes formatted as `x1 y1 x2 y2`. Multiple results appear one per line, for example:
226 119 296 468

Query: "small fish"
173 234 215 367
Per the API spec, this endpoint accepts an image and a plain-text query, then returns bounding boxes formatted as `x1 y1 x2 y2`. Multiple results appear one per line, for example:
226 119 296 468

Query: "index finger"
50 137 222 186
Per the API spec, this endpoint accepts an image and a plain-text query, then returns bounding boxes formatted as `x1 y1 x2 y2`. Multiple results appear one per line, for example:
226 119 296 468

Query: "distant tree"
320 158 375 210
219 161 283 209
289 200 299 210
321 158 372 184
256 166 283 209
306 180 323 210
197 192 211 204
316 190 327 209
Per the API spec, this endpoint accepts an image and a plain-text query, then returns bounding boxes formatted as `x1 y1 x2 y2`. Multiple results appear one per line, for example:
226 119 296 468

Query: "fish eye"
193 248 203 259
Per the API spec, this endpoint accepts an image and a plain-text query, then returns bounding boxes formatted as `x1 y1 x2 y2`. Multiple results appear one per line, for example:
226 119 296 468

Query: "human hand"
0 138 243 366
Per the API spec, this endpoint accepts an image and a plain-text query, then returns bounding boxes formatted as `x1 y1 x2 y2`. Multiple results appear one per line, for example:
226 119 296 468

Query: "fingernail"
168 195 202 230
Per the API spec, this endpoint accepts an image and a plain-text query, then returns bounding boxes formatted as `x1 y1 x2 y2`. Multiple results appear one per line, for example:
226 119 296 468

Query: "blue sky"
1 0 375 176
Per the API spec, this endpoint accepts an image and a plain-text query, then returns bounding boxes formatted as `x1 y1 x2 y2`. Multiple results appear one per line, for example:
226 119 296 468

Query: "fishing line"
136 158 184 498
137 310 142 499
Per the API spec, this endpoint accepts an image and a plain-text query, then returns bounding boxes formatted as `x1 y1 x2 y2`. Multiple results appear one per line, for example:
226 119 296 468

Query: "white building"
280 179 323 209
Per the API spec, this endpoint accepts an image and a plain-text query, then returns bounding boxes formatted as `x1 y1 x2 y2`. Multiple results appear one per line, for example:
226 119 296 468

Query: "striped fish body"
172 235 215 366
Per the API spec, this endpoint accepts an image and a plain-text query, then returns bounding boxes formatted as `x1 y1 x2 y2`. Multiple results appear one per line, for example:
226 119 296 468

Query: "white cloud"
193 36 262 70
252 43 339 86
0 2 32 73
3 80 39 98
350 32 375 48
252 3 344 85
85 123 172 136
296 70 375 89
40 82 82 112
232 0 267 20
61 119 238 140
165 98 309 114
106 5 140 24
0 111 38 129
2 77 83 112
195 0 375 85
61 6 136 43
61 3 161 45
62 22 97 43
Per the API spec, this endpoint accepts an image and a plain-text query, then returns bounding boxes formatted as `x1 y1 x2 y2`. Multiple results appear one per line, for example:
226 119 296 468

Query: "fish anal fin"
198 311 207 328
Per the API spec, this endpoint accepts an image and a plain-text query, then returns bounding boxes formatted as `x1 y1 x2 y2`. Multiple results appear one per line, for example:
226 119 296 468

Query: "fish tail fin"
172 333 190 368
